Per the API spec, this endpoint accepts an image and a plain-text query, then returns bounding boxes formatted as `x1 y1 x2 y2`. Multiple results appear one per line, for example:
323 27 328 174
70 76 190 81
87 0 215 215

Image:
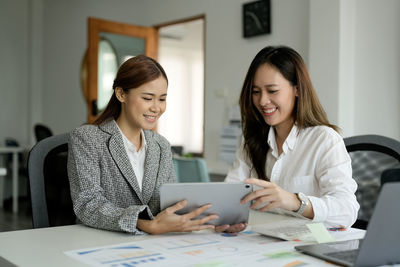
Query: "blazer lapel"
141 131 160 204
101 120 144 204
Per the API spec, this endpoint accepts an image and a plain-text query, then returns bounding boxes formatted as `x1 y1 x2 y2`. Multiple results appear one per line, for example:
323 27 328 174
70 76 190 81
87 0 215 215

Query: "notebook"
295 182 400 267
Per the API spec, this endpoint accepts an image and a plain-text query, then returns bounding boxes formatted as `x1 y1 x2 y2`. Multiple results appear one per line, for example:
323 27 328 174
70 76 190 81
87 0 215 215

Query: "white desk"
0 211 365 267
0 146 25 213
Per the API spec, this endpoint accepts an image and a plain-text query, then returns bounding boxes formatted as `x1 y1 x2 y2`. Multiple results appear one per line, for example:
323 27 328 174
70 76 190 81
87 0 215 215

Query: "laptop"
295 182 400 267
160 182 252 226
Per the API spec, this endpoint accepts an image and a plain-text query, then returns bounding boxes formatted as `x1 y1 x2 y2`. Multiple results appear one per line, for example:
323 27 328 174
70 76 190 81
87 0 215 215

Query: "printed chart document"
251 218 315 241
251 212 365 243
250 211 315 241
64 231 340 267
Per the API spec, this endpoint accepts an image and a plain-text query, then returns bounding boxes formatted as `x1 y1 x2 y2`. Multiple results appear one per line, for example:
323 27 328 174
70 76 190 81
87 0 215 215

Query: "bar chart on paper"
66 244 170 267
65 231 338 267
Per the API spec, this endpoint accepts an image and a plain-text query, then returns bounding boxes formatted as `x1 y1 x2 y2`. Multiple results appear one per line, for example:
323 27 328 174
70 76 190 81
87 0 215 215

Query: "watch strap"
295 192 308 215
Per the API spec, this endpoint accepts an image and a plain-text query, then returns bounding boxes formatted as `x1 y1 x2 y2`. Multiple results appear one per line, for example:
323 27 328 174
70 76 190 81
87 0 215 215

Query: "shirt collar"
267 124 299 156
285 124 298 150
117 126 147 153
267 128 278 157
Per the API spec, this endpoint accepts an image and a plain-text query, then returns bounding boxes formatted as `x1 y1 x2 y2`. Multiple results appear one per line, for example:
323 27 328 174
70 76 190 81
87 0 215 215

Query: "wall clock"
243 0 271 38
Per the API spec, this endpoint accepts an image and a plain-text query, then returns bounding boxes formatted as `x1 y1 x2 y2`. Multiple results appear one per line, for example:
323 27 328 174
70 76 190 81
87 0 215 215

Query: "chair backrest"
27 133 75 228
171 145 183 156
173 157 211 183
344 134 400 229
381 168 400 185
34 124 53 142
344 134 400 161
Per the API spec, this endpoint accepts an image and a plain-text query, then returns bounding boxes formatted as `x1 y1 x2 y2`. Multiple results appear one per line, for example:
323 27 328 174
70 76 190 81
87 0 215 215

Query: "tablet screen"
160 182 252 226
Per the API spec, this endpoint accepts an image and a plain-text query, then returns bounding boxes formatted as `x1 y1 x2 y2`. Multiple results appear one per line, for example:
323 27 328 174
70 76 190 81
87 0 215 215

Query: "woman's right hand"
215 223 247 233
137 200 218 235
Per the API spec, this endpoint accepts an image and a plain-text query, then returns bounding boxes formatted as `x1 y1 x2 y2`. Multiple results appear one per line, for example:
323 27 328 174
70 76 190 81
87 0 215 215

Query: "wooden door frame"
87 17 158 123
153 14 205 29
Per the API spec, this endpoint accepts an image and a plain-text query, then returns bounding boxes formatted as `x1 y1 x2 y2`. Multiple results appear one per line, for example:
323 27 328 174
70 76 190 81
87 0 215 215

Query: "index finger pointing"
244 178 272 188
240 191 259 204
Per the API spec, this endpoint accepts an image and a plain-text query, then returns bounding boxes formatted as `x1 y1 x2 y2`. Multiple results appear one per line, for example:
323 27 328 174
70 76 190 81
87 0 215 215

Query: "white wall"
309 0 400 140
39 0 311 174
40 0 149 137
353 0 400 139
0 0 30 145
309 0 340 125
1 0 399 175
138 0 310 173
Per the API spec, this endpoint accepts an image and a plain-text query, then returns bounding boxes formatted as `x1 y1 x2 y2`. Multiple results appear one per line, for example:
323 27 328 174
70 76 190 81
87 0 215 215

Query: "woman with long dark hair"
223 46 359 231
68 55 217 234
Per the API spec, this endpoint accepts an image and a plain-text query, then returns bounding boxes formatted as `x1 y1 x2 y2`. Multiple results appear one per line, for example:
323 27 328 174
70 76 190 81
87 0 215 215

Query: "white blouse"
225 124 360 228
118 128 147 191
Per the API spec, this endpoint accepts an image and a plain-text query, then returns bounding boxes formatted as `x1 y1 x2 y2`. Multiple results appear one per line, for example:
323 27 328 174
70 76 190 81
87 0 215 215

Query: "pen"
328 227 346 231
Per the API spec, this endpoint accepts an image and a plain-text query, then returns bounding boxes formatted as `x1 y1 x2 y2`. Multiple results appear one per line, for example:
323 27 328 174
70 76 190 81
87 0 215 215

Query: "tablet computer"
160 182 252 226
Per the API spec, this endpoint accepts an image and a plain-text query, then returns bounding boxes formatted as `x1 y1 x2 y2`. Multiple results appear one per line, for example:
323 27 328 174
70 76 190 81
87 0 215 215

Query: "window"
157 18 204 155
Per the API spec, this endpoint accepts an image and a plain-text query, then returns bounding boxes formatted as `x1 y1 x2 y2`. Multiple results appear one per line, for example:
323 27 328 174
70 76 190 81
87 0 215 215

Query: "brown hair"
239 45 338 180
94 55 168 125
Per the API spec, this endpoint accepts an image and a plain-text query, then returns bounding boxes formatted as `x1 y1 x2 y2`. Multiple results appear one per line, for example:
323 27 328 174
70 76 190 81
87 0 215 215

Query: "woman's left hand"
241 178 300 212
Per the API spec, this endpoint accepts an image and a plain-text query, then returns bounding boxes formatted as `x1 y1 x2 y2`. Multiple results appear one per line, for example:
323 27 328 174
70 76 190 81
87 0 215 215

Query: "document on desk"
251 215 316 242
64 231 336 267
251 215 364 243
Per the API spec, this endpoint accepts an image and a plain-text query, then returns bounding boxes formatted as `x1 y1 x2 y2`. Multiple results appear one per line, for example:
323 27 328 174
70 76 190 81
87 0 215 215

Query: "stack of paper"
219 124 242 164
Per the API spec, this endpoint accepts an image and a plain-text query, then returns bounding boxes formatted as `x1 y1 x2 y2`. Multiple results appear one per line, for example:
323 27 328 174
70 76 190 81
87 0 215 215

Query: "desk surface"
0 211 364 267
0 224 146 267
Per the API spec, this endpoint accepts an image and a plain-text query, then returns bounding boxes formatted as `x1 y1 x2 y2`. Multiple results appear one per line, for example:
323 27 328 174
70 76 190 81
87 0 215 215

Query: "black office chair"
344 134 400 229
171 145 184 156
381 168 400 185
27 133 76 228
34 124 53 142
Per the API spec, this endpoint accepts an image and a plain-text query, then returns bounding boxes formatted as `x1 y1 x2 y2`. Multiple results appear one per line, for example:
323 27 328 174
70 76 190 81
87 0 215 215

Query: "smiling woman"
114 76 167 142
251 63 298 143
68 55 218 234
224 46 360 232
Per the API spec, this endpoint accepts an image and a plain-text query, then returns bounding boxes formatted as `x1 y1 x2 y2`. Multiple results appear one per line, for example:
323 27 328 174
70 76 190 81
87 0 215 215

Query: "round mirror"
97 37 119 113
80 37 118 114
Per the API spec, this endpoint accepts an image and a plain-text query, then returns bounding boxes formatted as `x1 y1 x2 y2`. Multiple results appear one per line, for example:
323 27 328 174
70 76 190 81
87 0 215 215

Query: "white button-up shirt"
118 128 147 191
225 124 360 228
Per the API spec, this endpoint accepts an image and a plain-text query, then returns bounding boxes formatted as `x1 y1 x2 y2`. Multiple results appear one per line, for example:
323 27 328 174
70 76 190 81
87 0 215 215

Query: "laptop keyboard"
325 249 359 263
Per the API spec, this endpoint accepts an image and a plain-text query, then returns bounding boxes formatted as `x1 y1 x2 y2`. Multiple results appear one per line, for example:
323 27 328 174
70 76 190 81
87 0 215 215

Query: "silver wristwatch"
295 192 309 215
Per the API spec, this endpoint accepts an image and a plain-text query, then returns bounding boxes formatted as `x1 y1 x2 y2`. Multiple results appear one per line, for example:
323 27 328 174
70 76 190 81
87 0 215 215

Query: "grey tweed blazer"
67 119 176 234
